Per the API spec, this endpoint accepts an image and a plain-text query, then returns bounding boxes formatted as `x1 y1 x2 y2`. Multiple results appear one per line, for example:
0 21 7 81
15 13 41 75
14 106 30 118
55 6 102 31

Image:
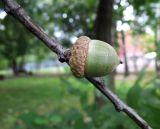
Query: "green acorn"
69 36 119 78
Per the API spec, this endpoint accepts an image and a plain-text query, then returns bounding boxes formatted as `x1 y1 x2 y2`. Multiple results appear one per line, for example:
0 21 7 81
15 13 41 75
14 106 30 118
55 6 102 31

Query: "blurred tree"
48 0 98 45
95 0 113 44
0 0 98 75
0 0 53 74
0 15 32 74
154 5 160 78
113 0 131 76
121 30 129 76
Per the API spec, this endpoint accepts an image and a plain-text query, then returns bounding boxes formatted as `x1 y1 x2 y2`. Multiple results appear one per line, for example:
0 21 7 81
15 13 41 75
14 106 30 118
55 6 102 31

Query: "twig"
1 0 152 129
87 77 151 129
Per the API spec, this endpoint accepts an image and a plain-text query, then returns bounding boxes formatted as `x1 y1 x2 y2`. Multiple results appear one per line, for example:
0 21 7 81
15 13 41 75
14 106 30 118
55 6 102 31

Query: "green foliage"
126 85 160 129
0 0 98 70
0 74 159 129
0 58 8 70
0 0 51 69
47 0 98 46
128 0 157 16
128 0 159 31
12 98 141 129
0 16 31 60
140 33 155 52
126 66 159 129
0 76 93 129
127 84 142 108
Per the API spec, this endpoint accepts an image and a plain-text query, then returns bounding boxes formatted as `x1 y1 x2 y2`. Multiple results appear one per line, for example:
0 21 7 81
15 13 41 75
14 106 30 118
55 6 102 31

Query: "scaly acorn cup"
69 36 120 78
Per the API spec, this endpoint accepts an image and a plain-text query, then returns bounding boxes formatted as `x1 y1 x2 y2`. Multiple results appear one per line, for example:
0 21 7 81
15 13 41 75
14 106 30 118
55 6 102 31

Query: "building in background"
117 30 155 73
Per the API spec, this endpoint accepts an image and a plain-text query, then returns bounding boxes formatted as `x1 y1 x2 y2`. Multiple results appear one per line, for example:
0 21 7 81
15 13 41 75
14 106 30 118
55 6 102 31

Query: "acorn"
69 36 120 78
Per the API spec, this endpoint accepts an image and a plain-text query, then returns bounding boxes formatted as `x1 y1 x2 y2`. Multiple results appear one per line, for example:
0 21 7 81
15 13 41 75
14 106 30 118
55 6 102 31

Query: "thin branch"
87 77 151 129
1 0 152 129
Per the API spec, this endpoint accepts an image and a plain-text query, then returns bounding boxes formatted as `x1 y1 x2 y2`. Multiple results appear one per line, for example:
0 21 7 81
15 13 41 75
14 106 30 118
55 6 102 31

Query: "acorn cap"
69 36 90 78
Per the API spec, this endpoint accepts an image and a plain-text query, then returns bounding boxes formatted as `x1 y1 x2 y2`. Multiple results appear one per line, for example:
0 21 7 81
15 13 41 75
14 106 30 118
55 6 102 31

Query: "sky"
0 10 7 19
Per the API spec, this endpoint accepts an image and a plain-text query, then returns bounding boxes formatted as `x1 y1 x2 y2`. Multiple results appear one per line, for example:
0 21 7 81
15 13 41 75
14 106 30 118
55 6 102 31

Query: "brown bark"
155 25 160 77
133 44 138 73
95 0 113 43
11 58 29 76
11 58 18 75
121 30 129 76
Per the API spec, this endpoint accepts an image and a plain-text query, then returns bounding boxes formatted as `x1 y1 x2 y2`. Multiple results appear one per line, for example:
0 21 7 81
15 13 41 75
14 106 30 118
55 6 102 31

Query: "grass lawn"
0 76 93 129
0 71 156 129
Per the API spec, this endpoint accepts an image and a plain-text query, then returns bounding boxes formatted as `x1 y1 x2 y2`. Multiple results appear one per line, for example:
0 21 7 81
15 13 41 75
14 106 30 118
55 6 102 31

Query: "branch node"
59 49 71 63
4 4 22 14
115 104 123 112
58 56 66 63
4 6 11 13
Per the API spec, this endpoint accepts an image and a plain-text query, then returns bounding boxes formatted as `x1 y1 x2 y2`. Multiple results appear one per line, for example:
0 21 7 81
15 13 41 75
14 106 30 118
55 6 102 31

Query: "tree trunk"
95 0 113 43
121 30 129 76
11 58 18 75
95 0 114 90
133 43 138 73
156 24 160 78
11 57 29 76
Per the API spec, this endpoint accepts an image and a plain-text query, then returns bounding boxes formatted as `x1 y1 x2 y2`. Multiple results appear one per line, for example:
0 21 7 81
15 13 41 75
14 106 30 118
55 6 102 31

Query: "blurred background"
0 0 160 129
